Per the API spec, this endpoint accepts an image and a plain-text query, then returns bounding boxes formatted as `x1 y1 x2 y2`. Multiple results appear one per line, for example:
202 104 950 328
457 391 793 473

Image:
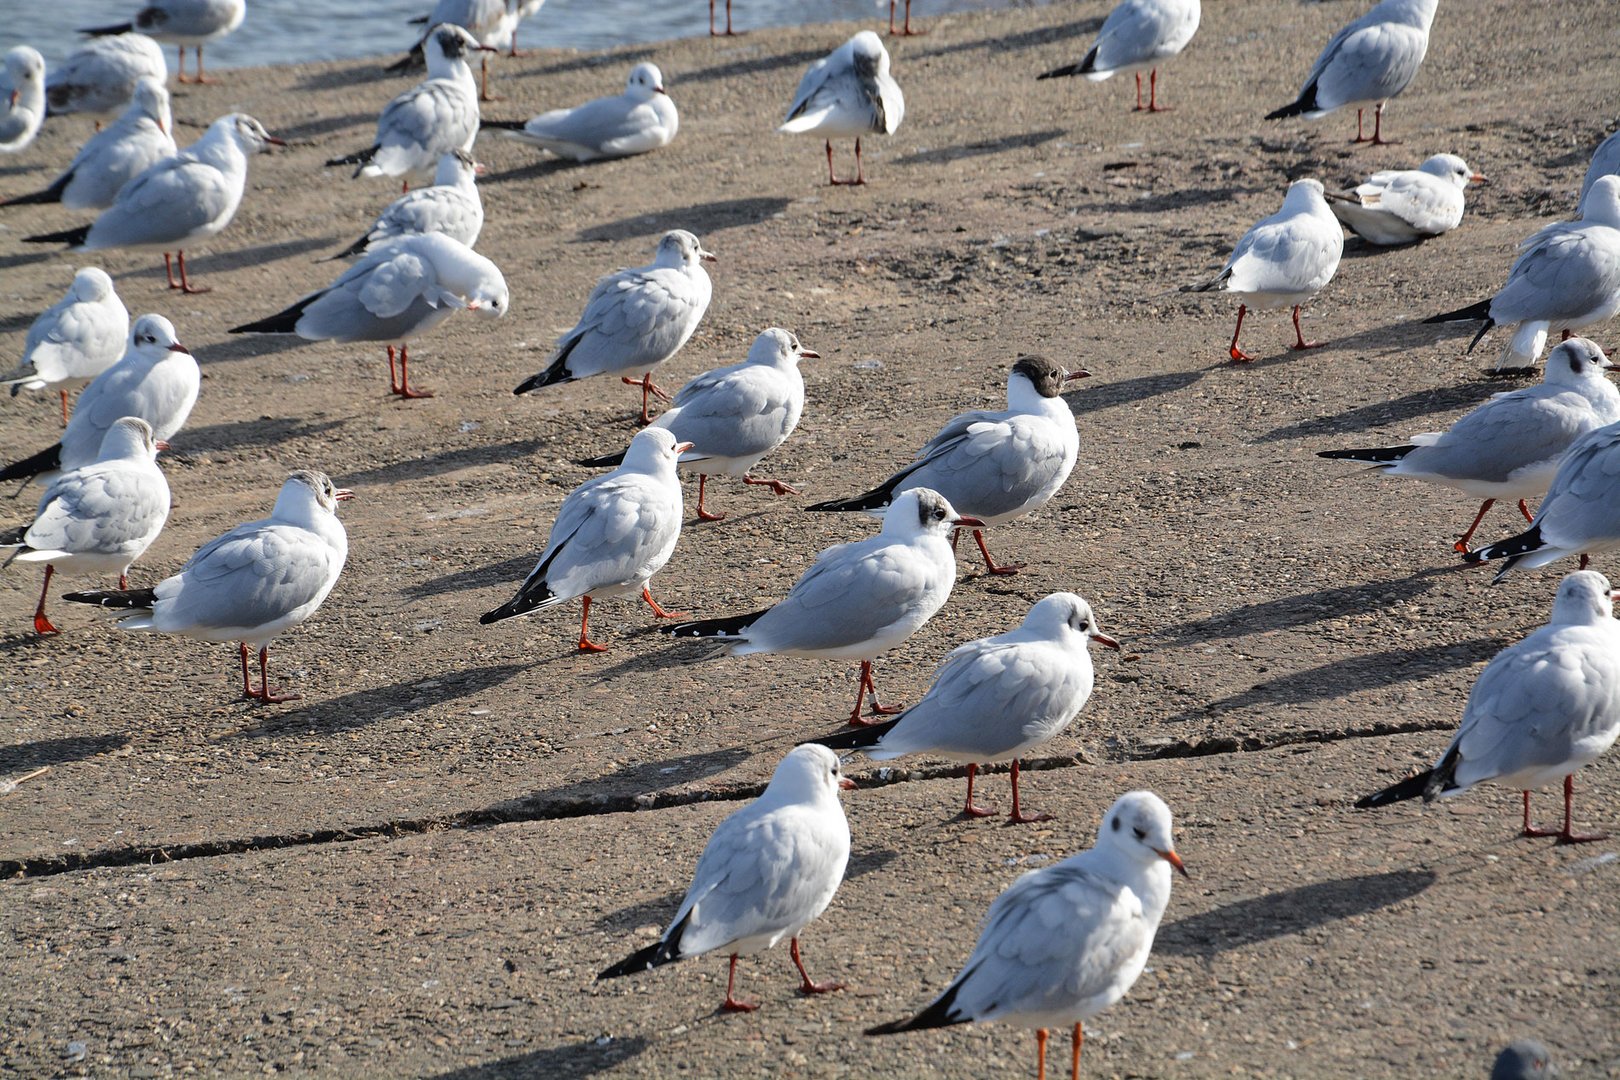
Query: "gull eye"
1076 619 1089 631
932 508 946 521
1110 816 1120 832
1133 826 1147 841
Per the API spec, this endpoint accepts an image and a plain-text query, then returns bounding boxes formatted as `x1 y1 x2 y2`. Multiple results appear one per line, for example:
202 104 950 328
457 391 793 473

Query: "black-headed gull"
664 487 982 725
65 470 352 704
0 314 198 489
229 232 507 399
1326 153 1486 246
598 744 852 1013
2 268 131 426
1036 0 1200 112
1187 178 1343 362
45 33 166 118
82 0 247 85
22 113 283 294
512 230 713 423
1319 339 1620 552
393 0 518 101
807 356 1084 575
812 593 1119 822
324 150 482 261
1357 570 1620 844
1579 130 1620 218
868 791 1186 1077
0 47 45 155
1264 0 1437 145
2 417 169 637
483 62 677 162
479 428 690 652
1 77 176 211
580 328 816 522
780 31 903 186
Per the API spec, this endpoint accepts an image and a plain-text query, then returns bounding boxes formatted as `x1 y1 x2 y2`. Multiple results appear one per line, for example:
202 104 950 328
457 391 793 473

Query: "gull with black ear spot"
1326 153 1486 246
780 31 903 186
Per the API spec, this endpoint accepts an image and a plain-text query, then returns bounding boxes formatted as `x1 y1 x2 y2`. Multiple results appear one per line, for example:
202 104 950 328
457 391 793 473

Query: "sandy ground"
2 1 1619 1076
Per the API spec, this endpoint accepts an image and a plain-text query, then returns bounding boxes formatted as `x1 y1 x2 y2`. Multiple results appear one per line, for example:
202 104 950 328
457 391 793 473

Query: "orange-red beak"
838 777 856 790
168 343 191 354
154 439 171 452
1092 631 1121 651
1469 173 1488 185
1064 368 1091 381
334 489 356 501
673 441 695 454
799 348 821 359
953 515 987 528
1158 848 1188 878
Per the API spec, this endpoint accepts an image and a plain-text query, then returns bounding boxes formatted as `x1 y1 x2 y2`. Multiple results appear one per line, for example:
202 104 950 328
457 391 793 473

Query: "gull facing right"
780 31 904 186
1 77 176 212
1327 153 1486 246
484 62 678 162
2 268 131 426
1036 0 1200 112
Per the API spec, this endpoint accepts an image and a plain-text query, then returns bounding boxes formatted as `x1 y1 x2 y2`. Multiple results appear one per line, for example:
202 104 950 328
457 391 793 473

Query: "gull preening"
598 744 852 1013
663 488 981 725
1187 178 1344 362
807 355 1085 575
780 31 904 186
1264 0 1438 145
483 62 677 162
2 269 131 427
45 33 167 118
1036 0 1200 112
1579 129 1620 217
868 791 1186 1079
2 418 169 637
512 230 714 423
82 0 248 84
812 593 1120 823
0 47 46 155
1357 570 1620 844
325 150 483 261
479 428 690 652
64 470 353 704
1318 339 1620 552
1 77 176 212
1326 154 1486 246
229 231 508 399
580 328 816 522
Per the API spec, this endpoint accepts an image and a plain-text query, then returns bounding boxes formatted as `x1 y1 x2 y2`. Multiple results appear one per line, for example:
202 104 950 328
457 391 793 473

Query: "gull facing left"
0 77 176 212
81 0 247 84
324 149 483 261
780 31 904 186
1036 0 1200 112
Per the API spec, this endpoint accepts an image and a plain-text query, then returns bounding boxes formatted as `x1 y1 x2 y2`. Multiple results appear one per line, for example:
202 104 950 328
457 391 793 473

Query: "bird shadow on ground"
503 746 753 812
193 335 314 365
1070 185 1266 217
912 17 1103 62
0 311 37 332
480 157 583 187
1254 379 1499 444
591 887 684 932
0 251 57 272
274 112 376 143
1157 869 1437 960
429 1035 649 1080
403 553 538 602
897 129 1066 167
522 48 659 80
0 163 43 177
0 733 129 774
195 236 342 275
229 662 528 739
676 47 827 86
1150 567 1456 646
340 438 547 486
178 416 347 455
293 65 400 92
1066 369 1206 415
576 197 795 243
847 846 900 881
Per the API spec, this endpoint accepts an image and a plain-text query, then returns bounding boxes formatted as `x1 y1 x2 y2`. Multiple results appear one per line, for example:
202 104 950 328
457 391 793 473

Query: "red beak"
838 777 856 790
673 441 695 454
168 343 191 354
154 440 171 452
799 348 821 359
334 489 356 501
1064 368 1091 381
1158 848 1188 878
952 515 987 528
1469 173 1488 184
1091 631 1121 651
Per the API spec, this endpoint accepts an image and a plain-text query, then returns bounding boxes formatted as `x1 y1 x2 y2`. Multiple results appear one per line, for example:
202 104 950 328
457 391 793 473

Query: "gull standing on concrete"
780 31 904 187
1424 176 1620 370
579 328 816 522
324 150 482 261
1035 0 1200 112
328 24 488 184
479 428 690 651
1579 130 1620 217
1 77 175 211
807 356 1084 575
812 593 1119 822
230 231 507 399
664 488 982 725
0 314 198 489
2 268 131 426
82 0 247 84
45 33 166 118
0 47 46 154
2 417 169 636
1327 153 1486 246
22 113 283 294
1187 178 1343 362
868 791 1187 1079
598 744 853 1012
1357 570 1620 843
64 470 352 704
1264 0 1437 145
1318 339 1620 552
483 62 677 162
512 230 714 423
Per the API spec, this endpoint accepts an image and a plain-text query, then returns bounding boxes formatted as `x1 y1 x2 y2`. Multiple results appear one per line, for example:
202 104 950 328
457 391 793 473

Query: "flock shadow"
179 415 347 455
404 553 539 602
1066 369 1206 415
194 335 314 366
576 197 794 243
232 662 528 738
1256 379 1499 443
913 18 1104 62
275 112 376 143
1151 569 1452 646
897 129 1065 167
339 437 548 487
505 746 752 812
677 47 827 86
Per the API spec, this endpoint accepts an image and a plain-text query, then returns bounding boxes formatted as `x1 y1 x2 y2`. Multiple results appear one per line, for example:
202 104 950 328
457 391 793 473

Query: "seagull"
81 0 247 85
1356 570 1620 844
867 790 1187 1080
806 356 1084 575
663 487 982 725
1 77 176 211
479 428 691 651
0 314 198 490
1579 130 1620 217
229 232 508 399
710 0 737 36
811 593 1119 822
1035 0 1200 112
64 470 352 704
512 230 714 424
1186 178 1344 362
779 31 904 186
21 113 283 295
1264 0 1437 145
1492 1040 1559 1080
579 328 816 522
888 0 920 37
2 417 169 637
483 62 678 162
1424 175 1620 370
327 24 488 184
598 744 852 1013
0 47 46 155
1318 339 1620 552
1326 153 1486 246
392 0 517 101
323 149 483 261
45 32 166 118
2 268 131 427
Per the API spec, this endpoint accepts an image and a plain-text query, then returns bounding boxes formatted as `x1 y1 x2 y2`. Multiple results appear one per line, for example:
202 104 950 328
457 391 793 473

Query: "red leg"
392 344 433 399
853 137 866 185
640 586 687 619
1517 499 1534 523
1453 499 1496 554
175 251 210 295
175 45 189 84
1369 101 1396 146
1133 71 1143 111
119 572 129 590
963 762 997 818
1561 329 1572 342
620 374 670 424
1071 1023 1083 1080
479 55 494 103
825 140 839 185
59 389 69 427
696 475 727 522
163 252 181 290
578 595 609 653
847 659 904 725
193 46 217 85
1008 759 1054 824
239 642 255 699
1554 774 1608 844
789 937 844 995
249 646 300 704
1146 68 1167 112
1290 305 1326 350
1580 554 1591 570
1352 108 1367 144
720 954 758 1013
950 528 962 553
896 0 921 35
32 564 59 636
1036 1028 1049 1080
970 528 1024 575
1228 304 1254 362
741 474 799 497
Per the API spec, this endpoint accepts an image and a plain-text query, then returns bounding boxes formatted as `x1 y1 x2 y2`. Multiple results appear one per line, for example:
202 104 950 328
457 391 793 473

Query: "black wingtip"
480 119 528 131
61 587 157 609
1264 82 1317 121
513 357 572 396
661 609 768 639
803 475 902 514
1465 522 1542 566
384 48 424 75
1466 318 1496 354
1422 298 1492 326
324 145 379 170
23 224 91 247
0 442 62 483
599 909 688 980
805 719 897 752
1354 769 1432 810
79 20 134 35
578 449 627 469
865 982 967 1036
1316 445 1417 464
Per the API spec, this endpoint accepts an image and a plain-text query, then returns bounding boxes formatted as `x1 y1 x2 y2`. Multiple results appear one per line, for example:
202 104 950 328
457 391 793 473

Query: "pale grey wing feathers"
675 810 836 957
523 96 645 152
1536 427 1620 548
1317 22 1425 106
26 466 165 556
1496 228 1620 324
877 641 1081 759
785 54 834 121
747 542 926 651
1408 390 1600 483
159 523 339 631
1225 216 1337 293
95 160 230 246
1375 174 1460 233
901 419 1065 518
664 367 793 461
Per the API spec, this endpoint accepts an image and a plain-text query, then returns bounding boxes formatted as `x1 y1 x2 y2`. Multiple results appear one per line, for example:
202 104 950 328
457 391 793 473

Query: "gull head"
1581 175 1620 228
4 46 44 96
1010 354 1087 401
1418 153 1485 189
1543 337 1614 387
70 266 117 304
884 487 984 539
130 76 170 134
130 314 188 359
749 327 819 368
848 31 892 80
626 62 667 99
1026 592 1121 652
1098 790 1187 878
225 113 285 153
98 417 159 463
621 426 693 472
657 229 716 268
435 148 481 186
427 24 489 66
1282 177 1327 212
1550 569 1615 626
1491 1039 1558 1080
768 744 856 805
282 470 355 519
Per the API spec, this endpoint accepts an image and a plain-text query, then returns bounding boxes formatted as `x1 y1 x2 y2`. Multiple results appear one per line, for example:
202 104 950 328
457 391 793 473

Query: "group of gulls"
1 0 1616 1075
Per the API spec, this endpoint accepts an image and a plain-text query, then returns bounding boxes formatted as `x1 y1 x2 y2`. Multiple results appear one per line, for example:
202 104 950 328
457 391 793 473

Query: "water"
11 0 1041 70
